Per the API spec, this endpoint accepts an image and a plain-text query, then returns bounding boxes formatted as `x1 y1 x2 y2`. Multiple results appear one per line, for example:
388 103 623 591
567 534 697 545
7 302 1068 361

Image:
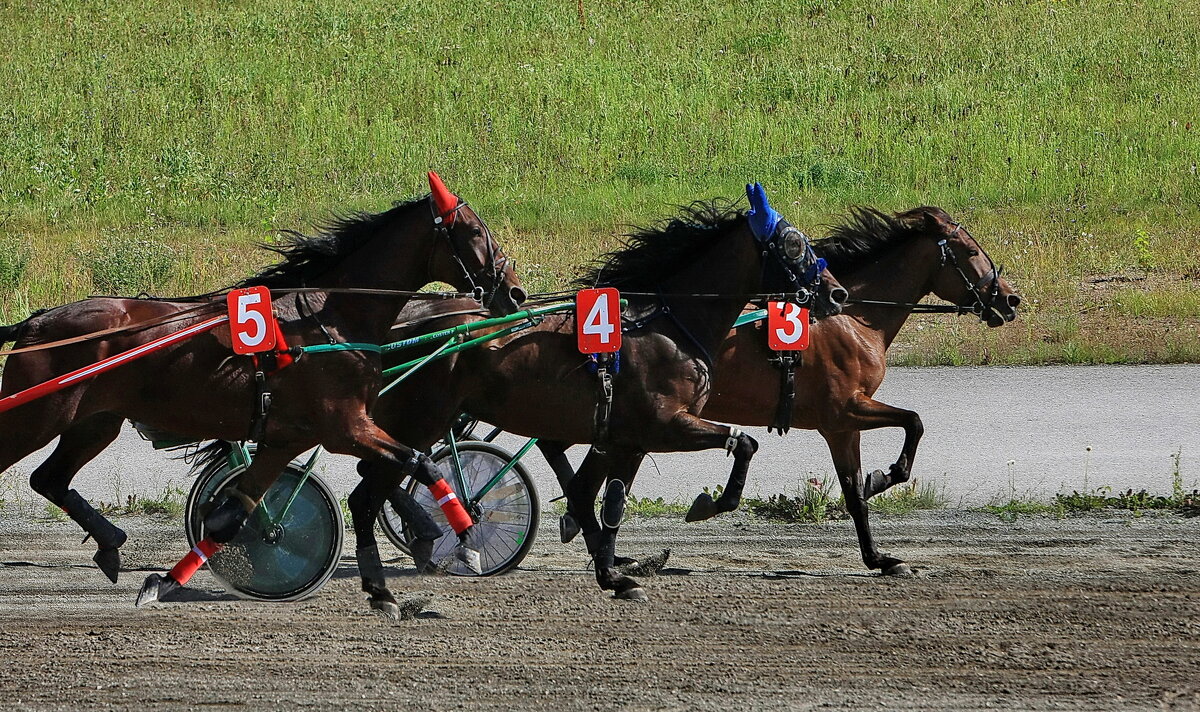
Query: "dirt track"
0 509 1197 711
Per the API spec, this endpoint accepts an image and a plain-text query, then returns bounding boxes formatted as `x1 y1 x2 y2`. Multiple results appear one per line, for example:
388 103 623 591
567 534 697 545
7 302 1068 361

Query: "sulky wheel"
377 441 539 576
185 456 344 602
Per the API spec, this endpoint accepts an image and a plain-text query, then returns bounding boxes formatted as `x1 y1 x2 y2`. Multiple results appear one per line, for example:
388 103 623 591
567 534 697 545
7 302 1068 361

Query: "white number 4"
583 293 615 344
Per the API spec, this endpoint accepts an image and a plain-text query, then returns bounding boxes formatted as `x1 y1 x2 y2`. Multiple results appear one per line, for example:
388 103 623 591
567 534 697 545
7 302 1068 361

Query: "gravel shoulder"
0 509 1197 711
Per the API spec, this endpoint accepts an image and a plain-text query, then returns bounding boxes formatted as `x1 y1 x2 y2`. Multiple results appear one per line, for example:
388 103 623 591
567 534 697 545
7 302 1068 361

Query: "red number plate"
576 288 622 353
767 301 810 351
227 286 278 355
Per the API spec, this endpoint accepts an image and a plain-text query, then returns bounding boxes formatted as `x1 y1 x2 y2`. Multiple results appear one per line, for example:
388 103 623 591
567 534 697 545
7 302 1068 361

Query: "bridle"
430 199 510 306
938 221 1006 321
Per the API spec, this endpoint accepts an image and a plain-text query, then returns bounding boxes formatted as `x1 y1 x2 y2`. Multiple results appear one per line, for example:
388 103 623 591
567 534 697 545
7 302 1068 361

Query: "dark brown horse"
0 174 525 616
686 206 1021 574
364 191 848 600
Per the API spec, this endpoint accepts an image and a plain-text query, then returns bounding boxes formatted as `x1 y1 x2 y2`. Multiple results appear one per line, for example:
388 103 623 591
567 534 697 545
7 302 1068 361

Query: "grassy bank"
2 0 1197 364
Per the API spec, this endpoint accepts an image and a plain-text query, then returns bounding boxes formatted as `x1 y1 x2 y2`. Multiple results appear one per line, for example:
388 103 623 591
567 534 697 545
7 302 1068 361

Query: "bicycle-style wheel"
377 441 539 576
185 460 344 601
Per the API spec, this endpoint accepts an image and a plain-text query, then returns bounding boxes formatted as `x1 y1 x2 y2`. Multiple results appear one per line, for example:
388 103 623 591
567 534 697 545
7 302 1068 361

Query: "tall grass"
1 0 1198 362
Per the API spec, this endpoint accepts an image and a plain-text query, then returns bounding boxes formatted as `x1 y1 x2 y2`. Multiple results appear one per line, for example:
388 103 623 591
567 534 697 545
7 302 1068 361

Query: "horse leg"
567 448 647 600
25 414 127 583
840 393 924 499
347 466 417 620
535 439 582 543
380 481 441 574
680 419 760 522
821 429 911 576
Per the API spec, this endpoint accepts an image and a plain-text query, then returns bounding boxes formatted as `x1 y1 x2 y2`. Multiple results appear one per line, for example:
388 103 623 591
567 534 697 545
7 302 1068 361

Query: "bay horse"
362 187 848 600
686 205 1021 574
0 174 525 617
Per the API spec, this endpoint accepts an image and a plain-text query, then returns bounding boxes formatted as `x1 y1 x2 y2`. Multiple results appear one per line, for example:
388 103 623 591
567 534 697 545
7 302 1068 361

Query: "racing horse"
0 174 525 616
685 205 1021 574
363 185 848 600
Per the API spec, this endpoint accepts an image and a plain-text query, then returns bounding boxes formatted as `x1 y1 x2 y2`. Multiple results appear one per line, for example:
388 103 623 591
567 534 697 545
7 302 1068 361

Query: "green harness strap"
733 309 768 328
299 343 384 355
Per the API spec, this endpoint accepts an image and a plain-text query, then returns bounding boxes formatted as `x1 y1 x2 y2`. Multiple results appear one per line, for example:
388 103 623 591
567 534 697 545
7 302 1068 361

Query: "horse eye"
472 226 482 235
968 250 979 257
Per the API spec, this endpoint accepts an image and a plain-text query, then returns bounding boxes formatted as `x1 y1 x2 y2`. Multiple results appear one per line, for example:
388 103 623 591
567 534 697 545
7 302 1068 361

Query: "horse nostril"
1008 294 1022 308
510 285 528 305
831 287 849 305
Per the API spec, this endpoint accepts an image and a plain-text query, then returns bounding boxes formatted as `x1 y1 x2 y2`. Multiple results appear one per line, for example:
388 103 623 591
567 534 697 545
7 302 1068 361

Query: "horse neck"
654 225 761 361
309 209 437 344
838 239 941 348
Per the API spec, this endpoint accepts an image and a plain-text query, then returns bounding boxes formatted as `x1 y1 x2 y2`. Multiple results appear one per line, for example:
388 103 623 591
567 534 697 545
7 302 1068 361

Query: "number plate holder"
576 288 622 353
767 301 810 351
227 286 278 354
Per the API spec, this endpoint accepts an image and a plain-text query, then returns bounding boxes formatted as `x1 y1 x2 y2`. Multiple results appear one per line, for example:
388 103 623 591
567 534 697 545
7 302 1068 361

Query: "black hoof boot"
93 547 122 584
685 493 718 522
559 512 581 543
136 573 180 607
864 469 889 499
410 538 437 574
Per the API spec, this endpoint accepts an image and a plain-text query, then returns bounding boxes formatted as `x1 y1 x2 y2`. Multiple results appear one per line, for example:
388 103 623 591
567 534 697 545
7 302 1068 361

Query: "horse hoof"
455 546 482 575
685 493 717 522
93 547 121 584
614 587 648 602
135 573 179 607
559 513 581 543
410 538 436 574
370 599 402 623
882 562 913 577
864 469 888 499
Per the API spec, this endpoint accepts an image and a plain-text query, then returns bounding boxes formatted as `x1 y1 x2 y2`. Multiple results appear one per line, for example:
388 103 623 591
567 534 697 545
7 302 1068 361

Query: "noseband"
432 200 509 305
938 222 1005 320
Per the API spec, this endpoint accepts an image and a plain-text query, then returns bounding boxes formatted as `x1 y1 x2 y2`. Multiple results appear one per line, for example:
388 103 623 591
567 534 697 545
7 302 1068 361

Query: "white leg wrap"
725 426 742 456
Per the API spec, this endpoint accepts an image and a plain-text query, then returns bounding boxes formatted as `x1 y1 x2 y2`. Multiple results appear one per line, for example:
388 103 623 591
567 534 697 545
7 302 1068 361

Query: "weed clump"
79 235 178 295
0 238 31 291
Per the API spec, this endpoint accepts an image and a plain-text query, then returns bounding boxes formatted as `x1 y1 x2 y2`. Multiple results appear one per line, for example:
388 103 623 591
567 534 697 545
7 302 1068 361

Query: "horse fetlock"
356 544 387 590
203 494 250 543
62 490 127 551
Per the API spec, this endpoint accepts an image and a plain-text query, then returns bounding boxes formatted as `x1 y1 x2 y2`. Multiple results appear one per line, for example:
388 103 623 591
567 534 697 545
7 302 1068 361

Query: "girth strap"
768 351 799 435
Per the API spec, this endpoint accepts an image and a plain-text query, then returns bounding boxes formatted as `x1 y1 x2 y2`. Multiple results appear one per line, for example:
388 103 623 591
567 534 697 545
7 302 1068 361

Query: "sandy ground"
0 509 1197 711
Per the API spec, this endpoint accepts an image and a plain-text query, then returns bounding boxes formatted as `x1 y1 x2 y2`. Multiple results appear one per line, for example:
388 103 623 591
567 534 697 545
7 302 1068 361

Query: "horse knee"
908 413 924 440
28 472 65 502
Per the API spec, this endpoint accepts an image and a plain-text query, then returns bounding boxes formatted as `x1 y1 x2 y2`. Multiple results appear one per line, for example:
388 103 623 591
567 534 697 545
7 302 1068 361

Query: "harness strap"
591 352 616 443
0 302 223 357
769 351 798 435
299 343 384 355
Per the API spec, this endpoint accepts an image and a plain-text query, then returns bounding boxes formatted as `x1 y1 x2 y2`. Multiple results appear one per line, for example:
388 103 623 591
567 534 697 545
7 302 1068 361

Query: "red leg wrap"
428 479 474 534
167 538 223 586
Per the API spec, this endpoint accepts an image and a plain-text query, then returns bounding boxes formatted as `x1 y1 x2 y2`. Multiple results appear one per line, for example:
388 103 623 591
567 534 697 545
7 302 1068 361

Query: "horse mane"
574 199 745 290
237 196 427 288
814 206 941 274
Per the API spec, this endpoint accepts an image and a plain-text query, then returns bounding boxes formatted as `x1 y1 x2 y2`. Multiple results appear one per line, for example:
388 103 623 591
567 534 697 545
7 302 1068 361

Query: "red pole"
0 315 228 415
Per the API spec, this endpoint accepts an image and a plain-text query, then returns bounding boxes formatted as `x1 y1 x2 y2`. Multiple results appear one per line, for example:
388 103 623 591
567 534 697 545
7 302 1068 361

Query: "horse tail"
0 309 47 346
185 440 237 481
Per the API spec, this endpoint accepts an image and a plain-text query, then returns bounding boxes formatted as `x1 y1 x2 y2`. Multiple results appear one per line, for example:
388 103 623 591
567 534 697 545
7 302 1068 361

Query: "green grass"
2 0 1199 363
97 485 187 519
869 480 949 514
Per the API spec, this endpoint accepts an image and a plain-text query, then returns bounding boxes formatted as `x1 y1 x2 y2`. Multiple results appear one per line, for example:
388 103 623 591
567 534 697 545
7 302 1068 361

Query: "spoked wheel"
185 457 344 602
377 441 539 576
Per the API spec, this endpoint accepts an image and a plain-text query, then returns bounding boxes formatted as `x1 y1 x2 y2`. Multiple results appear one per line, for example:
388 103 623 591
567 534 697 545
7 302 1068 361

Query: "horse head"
426 172 527 316
915 207 1020 327
746 183 848 318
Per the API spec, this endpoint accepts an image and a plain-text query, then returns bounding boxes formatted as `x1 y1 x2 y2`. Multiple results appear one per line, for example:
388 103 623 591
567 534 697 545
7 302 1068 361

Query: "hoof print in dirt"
615 549 671 577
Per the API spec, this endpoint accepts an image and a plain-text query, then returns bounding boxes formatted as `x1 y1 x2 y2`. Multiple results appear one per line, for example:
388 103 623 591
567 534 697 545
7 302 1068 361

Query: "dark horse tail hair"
0 309 45 346
185 440 237 481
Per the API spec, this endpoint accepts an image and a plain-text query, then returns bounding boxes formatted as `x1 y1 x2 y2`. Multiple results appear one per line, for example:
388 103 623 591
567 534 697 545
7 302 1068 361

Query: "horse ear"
427 171 460 222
